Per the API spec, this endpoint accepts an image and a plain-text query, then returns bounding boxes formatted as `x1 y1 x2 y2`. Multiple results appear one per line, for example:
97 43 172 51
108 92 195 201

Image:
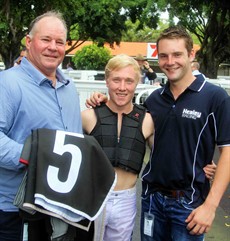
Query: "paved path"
132 147 230 241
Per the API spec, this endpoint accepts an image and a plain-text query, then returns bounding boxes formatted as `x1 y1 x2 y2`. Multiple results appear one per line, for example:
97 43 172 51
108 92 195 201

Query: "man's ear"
25 35 32 50
189 49 196 62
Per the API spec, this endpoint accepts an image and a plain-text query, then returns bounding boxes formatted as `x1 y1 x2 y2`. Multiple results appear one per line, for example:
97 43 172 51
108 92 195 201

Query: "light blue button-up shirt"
0 58 82 211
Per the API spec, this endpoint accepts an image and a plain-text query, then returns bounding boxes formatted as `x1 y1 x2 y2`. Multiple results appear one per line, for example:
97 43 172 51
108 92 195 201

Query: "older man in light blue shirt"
0 11 82 240
0 57 82 211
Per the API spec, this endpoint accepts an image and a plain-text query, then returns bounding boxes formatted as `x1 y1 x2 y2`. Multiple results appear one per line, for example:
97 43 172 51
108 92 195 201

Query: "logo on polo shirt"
182 108 202 119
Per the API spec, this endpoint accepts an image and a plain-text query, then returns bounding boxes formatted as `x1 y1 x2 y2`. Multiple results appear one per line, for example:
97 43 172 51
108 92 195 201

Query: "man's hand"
185 201 216 235
203 161 216 180
85 92 108 108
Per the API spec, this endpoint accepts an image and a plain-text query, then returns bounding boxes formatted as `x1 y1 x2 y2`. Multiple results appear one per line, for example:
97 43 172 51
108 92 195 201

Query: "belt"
157 188 184 198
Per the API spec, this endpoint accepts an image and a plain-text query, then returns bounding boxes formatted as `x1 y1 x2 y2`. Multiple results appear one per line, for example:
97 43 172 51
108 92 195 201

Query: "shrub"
72 44 112 70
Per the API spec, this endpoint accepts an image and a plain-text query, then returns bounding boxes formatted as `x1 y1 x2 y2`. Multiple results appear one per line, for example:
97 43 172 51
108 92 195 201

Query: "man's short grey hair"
191 61 200 70
28 11 67 37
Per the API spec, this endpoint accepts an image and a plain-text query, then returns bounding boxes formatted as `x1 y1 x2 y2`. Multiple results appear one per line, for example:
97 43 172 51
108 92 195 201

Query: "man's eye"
57 41 65 46
127 79 133 84
113 79 120 82
159 55 167 59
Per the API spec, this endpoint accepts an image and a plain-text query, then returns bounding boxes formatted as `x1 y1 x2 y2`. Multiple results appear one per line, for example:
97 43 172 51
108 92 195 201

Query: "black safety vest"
91 103 146 174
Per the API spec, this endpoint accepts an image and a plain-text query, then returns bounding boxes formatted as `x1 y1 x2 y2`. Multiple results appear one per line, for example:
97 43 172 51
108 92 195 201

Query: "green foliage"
0 0 78 68
122 0 229 77
1 0 228 77
122 19 168 42
160 0 230 77
68 0 126 47
72 45 112 70
0 0 160 68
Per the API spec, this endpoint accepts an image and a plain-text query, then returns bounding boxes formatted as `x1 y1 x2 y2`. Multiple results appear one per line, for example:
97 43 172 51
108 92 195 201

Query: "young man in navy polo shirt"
140 26 230 241
85 26 228 240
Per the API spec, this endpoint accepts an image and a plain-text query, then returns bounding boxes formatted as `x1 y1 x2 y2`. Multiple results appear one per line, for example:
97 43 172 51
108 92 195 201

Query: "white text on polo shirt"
182 109 202 119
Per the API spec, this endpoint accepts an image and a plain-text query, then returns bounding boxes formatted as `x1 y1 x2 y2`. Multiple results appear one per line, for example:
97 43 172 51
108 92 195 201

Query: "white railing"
135 89 157 105
63 70 105 81
206 78 230 90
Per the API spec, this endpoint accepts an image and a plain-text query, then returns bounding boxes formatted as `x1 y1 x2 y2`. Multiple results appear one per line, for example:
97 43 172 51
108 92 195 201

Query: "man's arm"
0 79 24 170
143 61 157 81
81 108 97 134
146 70 157 81
0 132 23 170
142 112 154 148
186 146 230 235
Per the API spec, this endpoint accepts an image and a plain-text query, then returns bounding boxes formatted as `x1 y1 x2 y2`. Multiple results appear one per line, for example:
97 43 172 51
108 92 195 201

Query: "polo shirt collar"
188 77 206 92
161 77 206 96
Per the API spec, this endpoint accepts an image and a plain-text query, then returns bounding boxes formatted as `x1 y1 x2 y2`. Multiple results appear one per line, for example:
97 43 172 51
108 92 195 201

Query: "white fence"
206 78 230 90
63 70 105 81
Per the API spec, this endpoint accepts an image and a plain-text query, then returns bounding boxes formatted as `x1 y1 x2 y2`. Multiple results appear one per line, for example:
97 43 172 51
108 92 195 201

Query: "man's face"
136 59 145 68
106 66 138 109
26 16 66 77
158 38 194 83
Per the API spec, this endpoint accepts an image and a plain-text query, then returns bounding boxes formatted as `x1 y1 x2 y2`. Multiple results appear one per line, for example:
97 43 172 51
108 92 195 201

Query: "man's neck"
169 75 196 100
106 101 133 115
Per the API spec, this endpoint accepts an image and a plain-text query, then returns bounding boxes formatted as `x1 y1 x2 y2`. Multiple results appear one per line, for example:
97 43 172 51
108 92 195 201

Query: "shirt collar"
187 77 206 92
20 58 70 86
161 77 206 96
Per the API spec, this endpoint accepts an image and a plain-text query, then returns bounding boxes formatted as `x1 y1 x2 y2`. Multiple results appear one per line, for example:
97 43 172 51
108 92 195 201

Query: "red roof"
66 41 200 58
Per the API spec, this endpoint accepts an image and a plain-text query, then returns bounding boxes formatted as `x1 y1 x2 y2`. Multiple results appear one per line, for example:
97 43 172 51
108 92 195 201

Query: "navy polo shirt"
142 78 230 207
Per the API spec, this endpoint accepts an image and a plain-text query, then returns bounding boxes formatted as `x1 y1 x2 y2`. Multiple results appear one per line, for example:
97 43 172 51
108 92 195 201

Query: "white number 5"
47 130 83 193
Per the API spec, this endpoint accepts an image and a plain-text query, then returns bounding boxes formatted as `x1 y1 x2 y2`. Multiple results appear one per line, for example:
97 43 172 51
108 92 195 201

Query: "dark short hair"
157 26 193 54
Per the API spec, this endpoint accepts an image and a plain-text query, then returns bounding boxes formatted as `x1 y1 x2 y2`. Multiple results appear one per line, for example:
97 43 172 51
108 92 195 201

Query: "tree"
72 45 112 70
0 0 78 68
161 0 230 78
65 0 160 53
121 19 168 42
0 0 160 69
